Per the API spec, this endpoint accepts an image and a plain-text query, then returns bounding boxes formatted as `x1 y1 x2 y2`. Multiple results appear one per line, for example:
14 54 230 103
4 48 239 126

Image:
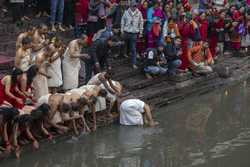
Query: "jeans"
37 0 50 13
168 59 182 75
50 0 64 24
144 66 168 75
123 32 137 65
217 42 224 57
63 0 75 26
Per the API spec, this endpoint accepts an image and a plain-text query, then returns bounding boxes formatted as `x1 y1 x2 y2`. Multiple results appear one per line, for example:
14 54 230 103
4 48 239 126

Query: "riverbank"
0 20 250 160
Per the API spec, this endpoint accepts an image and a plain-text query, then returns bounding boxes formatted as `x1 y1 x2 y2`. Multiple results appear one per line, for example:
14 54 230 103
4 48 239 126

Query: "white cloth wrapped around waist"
62 47 81 90
69 85 96 95
47 56 63 87
37 94 51 105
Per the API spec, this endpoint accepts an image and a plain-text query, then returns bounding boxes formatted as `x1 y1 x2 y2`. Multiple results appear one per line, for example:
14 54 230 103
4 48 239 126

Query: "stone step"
0 54 14 71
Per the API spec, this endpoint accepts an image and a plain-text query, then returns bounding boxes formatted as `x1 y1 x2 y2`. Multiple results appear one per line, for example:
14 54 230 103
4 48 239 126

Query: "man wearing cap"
121 0 144 69
86 36 120 82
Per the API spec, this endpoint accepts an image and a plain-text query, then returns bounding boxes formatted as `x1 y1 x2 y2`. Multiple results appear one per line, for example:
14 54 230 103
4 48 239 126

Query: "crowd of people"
0 0 250 159
0 24 157 158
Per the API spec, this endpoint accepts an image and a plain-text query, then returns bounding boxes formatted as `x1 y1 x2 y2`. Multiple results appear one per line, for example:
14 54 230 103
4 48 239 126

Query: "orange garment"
187 43 213 70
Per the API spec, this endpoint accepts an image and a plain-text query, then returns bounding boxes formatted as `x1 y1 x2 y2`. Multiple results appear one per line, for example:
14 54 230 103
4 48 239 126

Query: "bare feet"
51 25 56 32
58 24 66 32
36 12 42 18
92 125 97 132
149 121 159 127
145 73 152 79
32 140 39 150
15 145 21 159
43 12 49 17
132 65 138 70
47 134 53 141
5 144 12 154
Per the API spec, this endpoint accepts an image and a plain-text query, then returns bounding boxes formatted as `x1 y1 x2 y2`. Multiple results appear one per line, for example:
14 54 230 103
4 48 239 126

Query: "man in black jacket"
86 36 120 82
165 38 182 75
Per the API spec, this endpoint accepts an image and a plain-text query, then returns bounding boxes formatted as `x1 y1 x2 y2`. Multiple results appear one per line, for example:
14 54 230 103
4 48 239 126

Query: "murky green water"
2 81 250 167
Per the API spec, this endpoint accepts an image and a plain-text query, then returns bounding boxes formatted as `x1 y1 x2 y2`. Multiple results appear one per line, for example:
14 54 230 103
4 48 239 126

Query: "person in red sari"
209 12 225 59
0 68 25 109
198 12 209 41
178 13 194 71
137 0 148 56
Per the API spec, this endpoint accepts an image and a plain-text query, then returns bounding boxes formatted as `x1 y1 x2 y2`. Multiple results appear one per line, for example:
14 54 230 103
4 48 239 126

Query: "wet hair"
71 102 80 112
104 70 113 79
60 103 72 113
22 36 32 46
78 96 88 106
31 103 50 120
26 65 39 86
99 89 108 97
89 96 97 104
11 68 23 86
0 107 19 123
14 114 32 127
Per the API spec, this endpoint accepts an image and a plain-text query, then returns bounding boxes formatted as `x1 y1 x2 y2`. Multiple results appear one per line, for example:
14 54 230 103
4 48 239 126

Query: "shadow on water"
2 80 250 167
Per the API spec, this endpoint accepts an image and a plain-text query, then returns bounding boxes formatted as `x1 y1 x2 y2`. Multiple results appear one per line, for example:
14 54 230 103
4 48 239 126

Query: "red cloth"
199 19 209 41
233 10 241 21
209 19 224 57
178 21 194 70
75 0 89 24
0 80 24 109
138 5 147 20
231 42 241 49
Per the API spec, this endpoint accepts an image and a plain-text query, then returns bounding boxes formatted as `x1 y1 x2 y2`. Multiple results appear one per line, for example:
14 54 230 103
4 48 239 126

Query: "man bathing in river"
118 95 157 127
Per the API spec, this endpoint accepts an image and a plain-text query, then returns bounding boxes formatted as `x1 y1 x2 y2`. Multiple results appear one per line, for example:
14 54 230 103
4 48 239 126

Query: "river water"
2 81 250 167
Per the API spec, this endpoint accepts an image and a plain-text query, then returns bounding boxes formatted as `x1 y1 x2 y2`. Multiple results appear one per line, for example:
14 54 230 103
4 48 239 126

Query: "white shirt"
120 99 145 126
121 8 144 34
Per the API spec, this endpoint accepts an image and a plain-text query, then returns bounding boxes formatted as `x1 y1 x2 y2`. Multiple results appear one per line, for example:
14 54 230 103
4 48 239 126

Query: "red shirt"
199 19 209 41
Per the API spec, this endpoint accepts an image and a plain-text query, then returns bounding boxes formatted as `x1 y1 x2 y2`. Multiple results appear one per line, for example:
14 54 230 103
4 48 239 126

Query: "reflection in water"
2 81 250 167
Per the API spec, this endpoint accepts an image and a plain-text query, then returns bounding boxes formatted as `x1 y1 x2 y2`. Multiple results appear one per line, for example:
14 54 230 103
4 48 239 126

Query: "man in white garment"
62 35 89 90
33 46 54 100
47 38 65 93
118 96 157 127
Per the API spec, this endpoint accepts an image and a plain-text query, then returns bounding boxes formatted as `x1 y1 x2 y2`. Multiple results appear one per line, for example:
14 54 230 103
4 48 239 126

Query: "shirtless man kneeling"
37 93 72 134
67 85 108 132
